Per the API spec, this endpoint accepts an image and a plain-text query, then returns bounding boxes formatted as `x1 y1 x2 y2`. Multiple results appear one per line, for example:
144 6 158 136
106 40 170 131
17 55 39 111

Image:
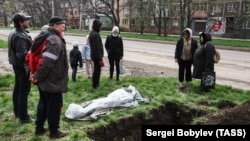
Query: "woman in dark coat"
193 32 215 90
105 26 123 81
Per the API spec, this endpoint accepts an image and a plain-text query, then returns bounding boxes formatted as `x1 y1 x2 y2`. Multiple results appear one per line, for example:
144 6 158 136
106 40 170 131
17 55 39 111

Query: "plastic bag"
120 60 125 74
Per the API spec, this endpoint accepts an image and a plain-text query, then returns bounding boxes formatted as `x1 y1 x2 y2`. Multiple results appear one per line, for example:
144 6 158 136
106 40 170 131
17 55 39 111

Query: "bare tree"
89 0 121 27
154 0 168 36
18 0 53 28
132 0 154 35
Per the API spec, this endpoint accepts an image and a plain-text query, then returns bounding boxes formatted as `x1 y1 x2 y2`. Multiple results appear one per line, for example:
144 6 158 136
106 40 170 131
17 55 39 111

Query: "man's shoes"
49 130 68 139
178 82 185 89
92 84 100 89
35 127 47 136
14 113 19 118
20 117 34 124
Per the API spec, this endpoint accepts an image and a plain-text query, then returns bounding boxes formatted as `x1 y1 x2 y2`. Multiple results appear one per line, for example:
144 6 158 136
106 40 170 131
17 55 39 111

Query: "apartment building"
113 0 250 37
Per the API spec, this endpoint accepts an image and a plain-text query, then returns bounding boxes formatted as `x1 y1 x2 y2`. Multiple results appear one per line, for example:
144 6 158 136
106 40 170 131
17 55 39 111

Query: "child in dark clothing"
70 41 83 82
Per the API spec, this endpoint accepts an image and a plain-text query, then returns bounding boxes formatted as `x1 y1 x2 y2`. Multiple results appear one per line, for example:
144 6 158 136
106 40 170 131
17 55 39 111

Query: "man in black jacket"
89 19 104 89
8 13 33 124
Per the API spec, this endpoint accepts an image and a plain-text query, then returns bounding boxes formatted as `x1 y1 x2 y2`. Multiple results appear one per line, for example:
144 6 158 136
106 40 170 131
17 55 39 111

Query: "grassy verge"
1 28 250 48
65 29 250 48
0 39 8 48
0 74 249 140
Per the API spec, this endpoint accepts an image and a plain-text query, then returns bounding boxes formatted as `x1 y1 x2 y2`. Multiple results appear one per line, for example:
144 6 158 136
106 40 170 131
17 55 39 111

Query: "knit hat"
112 26 119 33
72 41 78 47
41 25 49 31
12 13 31 23
48 16 65 26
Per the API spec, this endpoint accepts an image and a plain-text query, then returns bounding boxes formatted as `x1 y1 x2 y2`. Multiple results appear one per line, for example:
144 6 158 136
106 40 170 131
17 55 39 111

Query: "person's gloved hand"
99 60 104 67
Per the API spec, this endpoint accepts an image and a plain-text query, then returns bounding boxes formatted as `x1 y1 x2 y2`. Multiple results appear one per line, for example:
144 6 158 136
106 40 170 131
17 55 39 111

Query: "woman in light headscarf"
175 28 198 89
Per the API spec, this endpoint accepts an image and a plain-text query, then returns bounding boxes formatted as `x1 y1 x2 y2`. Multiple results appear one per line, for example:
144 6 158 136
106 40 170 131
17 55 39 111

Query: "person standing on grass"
105 26 124 81
70 41 83 82
8 13 33 124
175 27 198 89
89 19 104 89
82 35 94 79
193 32 215 92
29 16 68 139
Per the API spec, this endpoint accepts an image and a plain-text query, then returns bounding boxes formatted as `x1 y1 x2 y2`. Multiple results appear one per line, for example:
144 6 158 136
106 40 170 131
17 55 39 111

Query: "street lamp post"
51 0 55 17
79 0 83 30
87 15 90 31
80 12 82 30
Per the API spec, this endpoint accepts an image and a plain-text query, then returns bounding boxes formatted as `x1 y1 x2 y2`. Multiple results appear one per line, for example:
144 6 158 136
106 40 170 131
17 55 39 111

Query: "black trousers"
108 56 120 80
12 65 31 120
178 59 193 82
92 59 102 88
35 87 63 133
71 65 78 82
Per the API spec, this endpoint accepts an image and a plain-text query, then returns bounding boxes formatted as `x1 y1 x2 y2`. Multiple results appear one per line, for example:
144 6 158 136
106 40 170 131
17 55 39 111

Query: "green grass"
1 27 250 49
0 39 8 48
0 74 250 140
65 29 250 48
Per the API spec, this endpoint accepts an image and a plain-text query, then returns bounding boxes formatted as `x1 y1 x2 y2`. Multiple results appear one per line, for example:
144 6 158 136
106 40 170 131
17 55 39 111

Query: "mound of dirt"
87 100 250 141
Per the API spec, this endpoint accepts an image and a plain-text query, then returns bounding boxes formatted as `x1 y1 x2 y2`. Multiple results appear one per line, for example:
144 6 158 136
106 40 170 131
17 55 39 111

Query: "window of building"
212 4 221 13
151 19 155 26
244 3 249 13
96 0 104 5
123 7 129 14
122 19 128 25
195 3 206 11
247 20 250 29
172 20 178 27
228 3 237 12
131 19 136 25
173 5 180 15
70 11 73 15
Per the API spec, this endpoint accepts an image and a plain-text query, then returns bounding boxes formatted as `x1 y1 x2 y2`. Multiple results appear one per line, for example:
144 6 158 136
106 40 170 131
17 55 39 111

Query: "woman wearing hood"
175 28 198 89
193 32 215 91
89 19 104 89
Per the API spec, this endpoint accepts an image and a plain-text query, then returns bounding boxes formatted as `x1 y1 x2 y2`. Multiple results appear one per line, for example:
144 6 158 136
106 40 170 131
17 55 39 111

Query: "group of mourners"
175 27 216 92
7 10 215 139
7 12 123 139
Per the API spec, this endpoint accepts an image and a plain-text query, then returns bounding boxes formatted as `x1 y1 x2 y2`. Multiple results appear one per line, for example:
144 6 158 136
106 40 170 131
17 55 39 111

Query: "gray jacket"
35 28 69 93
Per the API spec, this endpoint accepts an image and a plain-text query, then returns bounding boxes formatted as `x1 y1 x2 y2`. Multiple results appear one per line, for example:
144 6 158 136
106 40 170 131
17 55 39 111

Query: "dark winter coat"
105 34 123 59
8 28 32 67
175 28 198 62
34 28 69 93
193 32 215 79
89 20 104 61
69 46 83 68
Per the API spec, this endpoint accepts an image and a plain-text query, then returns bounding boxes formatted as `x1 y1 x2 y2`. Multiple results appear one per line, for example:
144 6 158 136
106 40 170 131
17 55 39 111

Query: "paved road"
0 29 249 90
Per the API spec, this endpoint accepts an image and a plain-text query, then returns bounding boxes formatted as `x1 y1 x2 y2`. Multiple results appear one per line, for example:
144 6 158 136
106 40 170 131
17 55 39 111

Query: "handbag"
201 71 216 89
119 60 125 74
